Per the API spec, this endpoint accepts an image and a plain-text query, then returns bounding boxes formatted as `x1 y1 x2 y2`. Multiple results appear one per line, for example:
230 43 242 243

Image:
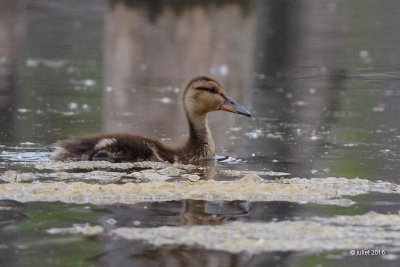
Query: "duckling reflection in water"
51 76 251 164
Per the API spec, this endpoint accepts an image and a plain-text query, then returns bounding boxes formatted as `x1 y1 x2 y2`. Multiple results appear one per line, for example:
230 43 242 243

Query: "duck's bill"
220 96 252 117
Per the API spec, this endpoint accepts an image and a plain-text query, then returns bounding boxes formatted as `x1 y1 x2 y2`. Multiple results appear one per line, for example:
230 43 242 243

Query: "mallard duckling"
51 76 251 163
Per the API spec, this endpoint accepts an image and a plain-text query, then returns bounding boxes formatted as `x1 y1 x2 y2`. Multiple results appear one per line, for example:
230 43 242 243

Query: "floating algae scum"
1 160 399 206
1 156 400 260
48 212 400 254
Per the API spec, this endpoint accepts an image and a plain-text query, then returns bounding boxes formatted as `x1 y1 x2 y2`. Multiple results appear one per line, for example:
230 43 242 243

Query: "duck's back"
51 134 175 162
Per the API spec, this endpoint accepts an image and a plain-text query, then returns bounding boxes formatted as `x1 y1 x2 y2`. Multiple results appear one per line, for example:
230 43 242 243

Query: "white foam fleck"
293 101 307 107
344 143 358 147
158 97 172 104
46 224 103 236
26 58 39 67
68 102 78 110
61 111 74 116
17 108 29 113
219 64 229 76
229 127 242 132
310 131 321 141
359 50 369 58
26 58 66 68
83 79 96 87
245 129 263 139
20 142 35 146
106 218 117 225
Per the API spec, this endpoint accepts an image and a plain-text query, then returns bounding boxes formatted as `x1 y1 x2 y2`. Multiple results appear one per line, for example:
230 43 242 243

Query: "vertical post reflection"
0 0 23 143
252 0 347 173
103 0 255 148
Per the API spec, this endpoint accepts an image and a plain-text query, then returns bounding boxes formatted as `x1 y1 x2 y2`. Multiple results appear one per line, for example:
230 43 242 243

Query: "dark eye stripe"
196 87 217 94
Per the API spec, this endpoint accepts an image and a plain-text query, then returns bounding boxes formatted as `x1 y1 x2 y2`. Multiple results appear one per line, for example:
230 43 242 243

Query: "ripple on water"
216 155 244 164
0 150 50 162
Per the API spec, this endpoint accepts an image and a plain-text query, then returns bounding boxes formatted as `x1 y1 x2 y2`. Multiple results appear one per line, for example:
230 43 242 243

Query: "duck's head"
183 76 251 117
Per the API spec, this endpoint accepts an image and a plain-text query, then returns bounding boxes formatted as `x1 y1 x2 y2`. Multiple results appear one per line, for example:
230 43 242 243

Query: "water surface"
1 0 400 266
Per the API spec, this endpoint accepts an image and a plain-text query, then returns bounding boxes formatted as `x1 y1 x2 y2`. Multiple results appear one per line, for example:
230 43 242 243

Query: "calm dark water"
1 0 400 266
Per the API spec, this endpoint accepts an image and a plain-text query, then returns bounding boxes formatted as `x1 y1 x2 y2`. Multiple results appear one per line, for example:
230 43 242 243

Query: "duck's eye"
207 87 217 94
196 87 217 94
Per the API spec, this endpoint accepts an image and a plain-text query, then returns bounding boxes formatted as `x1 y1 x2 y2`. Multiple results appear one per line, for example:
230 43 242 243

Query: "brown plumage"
51 76 251 163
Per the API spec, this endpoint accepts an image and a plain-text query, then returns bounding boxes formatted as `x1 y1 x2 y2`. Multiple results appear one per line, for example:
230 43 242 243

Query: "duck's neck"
183 112 215 158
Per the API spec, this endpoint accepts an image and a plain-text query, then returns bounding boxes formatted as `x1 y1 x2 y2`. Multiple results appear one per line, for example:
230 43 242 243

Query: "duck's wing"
51 136 100 161
51 134 175 162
